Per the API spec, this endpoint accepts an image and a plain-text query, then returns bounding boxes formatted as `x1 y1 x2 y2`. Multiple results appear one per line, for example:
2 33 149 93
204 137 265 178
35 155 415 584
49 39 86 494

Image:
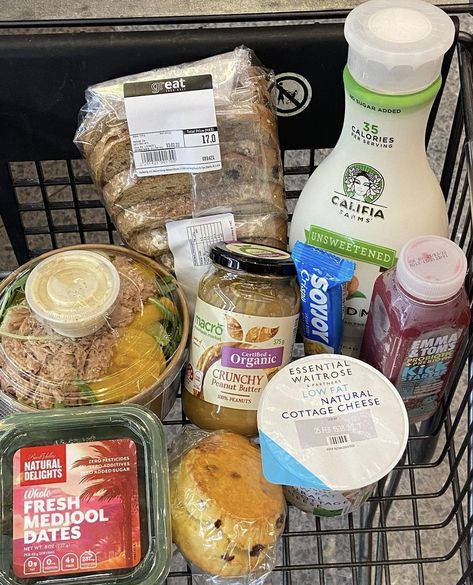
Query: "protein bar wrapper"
292 241 355 355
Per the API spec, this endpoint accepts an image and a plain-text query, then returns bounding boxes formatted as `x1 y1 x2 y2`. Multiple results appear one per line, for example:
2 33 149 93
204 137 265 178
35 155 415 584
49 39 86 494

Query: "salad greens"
0 270 29 325
73 377 98 404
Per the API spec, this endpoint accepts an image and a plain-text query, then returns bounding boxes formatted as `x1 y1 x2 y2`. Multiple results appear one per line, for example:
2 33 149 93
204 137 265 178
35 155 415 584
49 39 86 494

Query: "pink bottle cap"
396 235 467 302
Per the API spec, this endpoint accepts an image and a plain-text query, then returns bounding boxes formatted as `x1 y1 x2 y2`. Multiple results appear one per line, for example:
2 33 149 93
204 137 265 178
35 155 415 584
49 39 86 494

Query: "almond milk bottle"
289 0 455 355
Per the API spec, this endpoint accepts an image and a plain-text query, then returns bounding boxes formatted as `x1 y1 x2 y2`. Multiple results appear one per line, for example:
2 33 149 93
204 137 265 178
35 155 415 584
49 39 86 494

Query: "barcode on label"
140 149 177 165
327 435 350 446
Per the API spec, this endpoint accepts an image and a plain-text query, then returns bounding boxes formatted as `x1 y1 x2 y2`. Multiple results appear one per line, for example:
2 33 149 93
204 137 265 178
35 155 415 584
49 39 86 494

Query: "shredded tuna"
0 255 158 409
109 256 156 327
0 307 117 408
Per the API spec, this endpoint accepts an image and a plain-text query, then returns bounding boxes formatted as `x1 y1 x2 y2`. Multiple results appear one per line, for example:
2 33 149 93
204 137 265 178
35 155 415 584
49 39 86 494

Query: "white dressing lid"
345 0 455 95
25 250 120 337
257 355 409 492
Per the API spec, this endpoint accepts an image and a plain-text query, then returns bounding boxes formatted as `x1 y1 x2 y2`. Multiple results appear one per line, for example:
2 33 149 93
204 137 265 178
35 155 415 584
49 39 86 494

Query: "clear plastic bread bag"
169 426 286 585
74 47 287 307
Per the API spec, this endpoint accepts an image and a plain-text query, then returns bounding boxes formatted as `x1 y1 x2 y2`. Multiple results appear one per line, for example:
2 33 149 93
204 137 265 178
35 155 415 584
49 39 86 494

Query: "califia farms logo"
331 163 386 223
343 163 384 203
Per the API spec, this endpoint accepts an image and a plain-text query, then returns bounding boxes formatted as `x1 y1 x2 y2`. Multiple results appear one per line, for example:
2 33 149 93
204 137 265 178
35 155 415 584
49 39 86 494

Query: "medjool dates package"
0 245 189 420
0 404 171 585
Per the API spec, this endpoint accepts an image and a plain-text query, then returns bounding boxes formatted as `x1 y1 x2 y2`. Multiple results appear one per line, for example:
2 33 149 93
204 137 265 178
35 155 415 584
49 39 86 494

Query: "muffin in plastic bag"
169 428 286 584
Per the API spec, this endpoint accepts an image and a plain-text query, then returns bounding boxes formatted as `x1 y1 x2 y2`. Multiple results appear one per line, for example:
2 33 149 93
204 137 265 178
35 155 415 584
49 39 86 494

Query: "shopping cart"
0 10 472 584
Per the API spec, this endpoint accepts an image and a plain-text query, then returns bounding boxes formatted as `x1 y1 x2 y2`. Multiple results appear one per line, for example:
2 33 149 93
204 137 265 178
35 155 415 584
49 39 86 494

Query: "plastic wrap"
169 428 286 584
120 210 288 272
0 245 189 419
74 47 287 272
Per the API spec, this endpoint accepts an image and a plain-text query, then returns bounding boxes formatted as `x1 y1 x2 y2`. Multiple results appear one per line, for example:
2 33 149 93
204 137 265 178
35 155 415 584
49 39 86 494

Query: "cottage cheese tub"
257 354 409 516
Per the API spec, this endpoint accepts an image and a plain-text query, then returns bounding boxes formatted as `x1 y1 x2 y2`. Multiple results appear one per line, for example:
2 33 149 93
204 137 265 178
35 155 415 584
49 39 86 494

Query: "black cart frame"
0 12 472 585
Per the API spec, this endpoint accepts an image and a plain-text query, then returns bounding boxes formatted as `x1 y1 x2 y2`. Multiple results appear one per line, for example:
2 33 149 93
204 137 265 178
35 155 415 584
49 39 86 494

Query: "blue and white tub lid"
257 354 409 492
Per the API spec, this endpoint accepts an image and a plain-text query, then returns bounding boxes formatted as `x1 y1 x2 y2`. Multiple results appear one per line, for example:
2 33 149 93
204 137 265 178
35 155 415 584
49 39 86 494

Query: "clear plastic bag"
169 427 286 584
74 47 287 269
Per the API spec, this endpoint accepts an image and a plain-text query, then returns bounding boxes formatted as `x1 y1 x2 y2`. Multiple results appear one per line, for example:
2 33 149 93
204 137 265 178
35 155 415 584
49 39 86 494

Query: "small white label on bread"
166 213 236 314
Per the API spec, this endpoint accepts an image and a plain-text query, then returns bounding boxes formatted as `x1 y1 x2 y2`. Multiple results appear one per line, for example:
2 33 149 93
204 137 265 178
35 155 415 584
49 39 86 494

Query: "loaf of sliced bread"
106 180 285 236
75 47 288 267
102 170 192 208
89 103 279 188
126 211 287 261
103 165 285 216
113 195 194 238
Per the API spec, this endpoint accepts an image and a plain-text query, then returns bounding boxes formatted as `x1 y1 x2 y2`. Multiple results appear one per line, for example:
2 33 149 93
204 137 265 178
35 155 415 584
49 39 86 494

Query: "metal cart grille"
0 17 472 585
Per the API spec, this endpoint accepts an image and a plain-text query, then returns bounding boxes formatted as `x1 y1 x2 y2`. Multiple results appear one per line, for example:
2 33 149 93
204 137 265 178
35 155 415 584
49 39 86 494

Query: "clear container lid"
345 0 455 95
395 235 468 302
25 251 121 337
258 354 409 492
0 404 171 585
0 245 188 411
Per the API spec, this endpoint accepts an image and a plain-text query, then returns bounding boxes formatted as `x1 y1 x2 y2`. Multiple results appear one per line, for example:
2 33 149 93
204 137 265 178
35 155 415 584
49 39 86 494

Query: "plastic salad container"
257 354 409 516
0 404 171 585
0 245 189 419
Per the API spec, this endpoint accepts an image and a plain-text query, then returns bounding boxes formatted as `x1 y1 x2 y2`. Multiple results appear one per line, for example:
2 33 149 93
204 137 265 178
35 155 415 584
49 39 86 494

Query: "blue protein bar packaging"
292 241 355 355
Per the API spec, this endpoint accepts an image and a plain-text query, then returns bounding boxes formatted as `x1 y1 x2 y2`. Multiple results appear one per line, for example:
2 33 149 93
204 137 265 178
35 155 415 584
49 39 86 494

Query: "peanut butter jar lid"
257 354 409 492
210 241 296 276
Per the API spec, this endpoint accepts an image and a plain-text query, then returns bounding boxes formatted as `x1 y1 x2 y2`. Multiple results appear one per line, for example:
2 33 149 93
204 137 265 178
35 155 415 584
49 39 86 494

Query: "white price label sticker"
124 74 221 177
166 213 237 315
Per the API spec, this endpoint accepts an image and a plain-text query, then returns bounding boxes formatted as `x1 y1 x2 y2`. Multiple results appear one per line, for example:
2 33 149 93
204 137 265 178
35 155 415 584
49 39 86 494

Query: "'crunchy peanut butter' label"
185 297 298 410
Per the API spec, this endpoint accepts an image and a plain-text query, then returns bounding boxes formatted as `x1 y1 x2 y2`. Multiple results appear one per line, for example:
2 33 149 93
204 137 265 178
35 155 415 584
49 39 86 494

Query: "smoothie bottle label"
396 329 463 398
185 297 299 410
13 439 141 578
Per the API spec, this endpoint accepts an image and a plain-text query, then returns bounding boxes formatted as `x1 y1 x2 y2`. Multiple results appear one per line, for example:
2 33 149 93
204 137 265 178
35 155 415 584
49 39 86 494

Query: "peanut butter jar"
183 242 300 436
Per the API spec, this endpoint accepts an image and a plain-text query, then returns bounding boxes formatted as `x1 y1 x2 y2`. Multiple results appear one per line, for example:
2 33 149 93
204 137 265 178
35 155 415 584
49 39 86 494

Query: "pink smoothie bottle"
360 236 470 423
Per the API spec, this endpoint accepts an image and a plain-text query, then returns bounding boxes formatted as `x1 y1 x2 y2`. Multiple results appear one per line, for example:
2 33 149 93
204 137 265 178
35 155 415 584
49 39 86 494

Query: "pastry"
170 431 285 577
171 506 269 578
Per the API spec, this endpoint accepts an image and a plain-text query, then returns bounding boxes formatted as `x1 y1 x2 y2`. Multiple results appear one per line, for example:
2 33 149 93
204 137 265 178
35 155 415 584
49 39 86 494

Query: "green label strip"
304 225 397 269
